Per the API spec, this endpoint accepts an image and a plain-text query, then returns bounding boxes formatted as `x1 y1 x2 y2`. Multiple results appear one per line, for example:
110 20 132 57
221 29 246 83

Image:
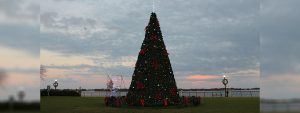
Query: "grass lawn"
41 96 259 113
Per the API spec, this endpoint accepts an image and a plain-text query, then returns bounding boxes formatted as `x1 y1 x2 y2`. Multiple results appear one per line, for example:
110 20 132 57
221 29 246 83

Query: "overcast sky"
0 0 39 101
1 0 299 101
40 0 259 90
260 0 300 99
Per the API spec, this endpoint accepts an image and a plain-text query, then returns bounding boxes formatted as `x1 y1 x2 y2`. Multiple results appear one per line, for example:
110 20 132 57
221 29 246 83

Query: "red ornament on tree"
136 81 145 89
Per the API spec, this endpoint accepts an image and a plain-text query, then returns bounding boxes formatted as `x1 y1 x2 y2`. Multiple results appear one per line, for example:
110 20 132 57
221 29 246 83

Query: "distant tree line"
41 88 260 92
40 89 80 96
0 101 39 111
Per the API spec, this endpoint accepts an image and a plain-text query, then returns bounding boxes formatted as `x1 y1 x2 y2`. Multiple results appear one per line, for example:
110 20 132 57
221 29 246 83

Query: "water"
261 102 300 112
81 90 259 97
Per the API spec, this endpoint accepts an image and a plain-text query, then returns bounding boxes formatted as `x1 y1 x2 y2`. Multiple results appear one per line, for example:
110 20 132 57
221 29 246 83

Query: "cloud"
0 0 39 56
0 47 39 70
40 12 114 39
260 0 300 99
0 0 39 25
0 0 39 102
260 0 300 76
186 75 220 81
40 0 259 89
0 25 39 56
41 49 95 66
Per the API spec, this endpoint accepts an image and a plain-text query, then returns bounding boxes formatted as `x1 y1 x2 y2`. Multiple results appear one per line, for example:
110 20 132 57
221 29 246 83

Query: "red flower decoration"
152 60 159 70
136 81 145 89
169 87 177 96
150 35 159 42
139 49 146 55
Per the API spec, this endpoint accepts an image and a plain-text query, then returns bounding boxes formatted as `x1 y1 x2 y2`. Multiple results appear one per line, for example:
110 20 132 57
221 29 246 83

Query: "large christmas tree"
127 12 179 106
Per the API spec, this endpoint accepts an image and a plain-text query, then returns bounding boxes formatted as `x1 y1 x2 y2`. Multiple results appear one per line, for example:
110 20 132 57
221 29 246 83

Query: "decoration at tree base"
163 99 168 107
104 96 126 107
126 12 180 106
105 97 109 106
116 98 121 107
104 96 202 107
180 96 201 106
140 99 145 107
183 96 189 106
191 96 201 106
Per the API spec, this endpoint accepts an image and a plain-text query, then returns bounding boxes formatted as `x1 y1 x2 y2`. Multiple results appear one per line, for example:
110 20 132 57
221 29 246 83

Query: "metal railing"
81 90 259 97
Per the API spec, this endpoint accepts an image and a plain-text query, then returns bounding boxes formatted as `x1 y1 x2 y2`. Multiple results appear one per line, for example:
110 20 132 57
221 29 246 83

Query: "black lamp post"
18 87 25 102
222 75 229 97
47 85 51 96
53 80 58 90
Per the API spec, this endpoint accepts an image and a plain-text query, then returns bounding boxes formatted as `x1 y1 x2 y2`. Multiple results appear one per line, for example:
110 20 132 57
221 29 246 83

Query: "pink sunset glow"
186 75 220 81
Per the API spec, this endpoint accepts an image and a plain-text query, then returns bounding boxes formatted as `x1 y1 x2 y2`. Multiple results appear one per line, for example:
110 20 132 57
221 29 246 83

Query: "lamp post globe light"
53 79 58 90
222 75 229 97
